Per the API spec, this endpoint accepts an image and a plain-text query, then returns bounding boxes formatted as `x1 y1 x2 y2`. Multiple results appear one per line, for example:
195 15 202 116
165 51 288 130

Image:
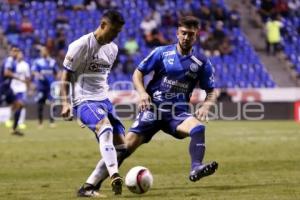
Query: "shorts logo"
131 120 139 128
97 108 105 115
190 63 199 72
141 111 155 122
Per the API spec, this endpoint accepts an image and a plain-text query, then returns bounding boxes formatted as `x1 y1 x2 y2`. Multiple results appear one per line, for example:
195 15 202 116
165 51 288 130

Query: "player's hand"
61 103 73 121
195 106 209 123
139 92 151 112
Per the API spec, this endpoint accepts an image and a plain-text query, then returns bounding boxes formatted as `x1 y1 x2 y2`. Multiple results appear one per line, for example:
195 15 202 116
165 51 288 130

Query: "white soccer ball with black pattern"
125 166 153 194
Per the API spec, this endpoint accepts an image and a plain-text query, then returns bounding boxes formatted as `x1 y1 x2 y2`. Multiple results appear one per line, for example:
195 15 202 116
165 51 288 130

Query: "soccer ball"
125 166 153 194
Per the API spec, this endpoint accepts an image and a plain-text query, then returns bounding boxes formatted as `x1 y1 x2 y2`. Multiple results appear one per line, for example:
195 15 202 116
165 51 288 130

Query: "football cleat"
77 183 106 198
11 130 24 136
111 174 123 195
189 161 218 182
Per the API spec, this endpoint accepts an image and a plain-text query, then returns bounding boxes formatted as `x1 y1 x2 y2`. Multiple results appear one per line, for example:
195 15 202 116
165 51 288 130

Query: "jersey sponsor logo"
153 90 163 101
185 71 198 79
190 63 199 72
167 58 174 65
88 63 110 72
162 77 189 89
162 50 176 57
161 77 189 93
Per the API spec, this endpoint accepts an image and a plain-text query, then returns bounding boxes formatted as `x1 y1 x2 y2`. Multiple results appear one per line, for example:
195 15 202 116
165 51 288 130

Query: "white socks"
86 144 127 186
97 125 118 177
18 108 26 125
86 159 108 186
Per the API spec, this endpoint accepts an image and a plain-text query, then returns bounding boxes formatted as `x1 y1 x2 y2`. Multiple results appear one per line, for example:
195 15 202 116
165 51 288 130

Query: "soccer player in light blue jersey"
90 16 218 192
32 47 59 128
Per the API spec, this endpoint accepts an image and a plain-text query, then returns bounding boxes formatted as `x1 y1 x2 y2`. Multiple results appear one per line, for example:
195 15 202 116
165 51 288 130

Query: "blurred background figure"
31 47 59 128
6 50 31 130
265 14 283 56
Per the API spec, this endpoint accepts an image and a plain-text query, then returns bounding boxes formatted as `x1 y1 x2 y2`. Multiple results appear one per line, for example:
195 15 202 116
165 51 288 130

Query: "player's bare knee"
96 119 113 142
95 117 111 134
125 132 144 154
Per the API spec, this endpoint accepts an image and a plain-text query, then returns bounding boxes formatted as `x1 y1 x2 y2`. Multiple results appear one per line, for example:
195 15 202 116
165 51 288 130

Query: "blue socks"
13 108 22 130
189 125 205 170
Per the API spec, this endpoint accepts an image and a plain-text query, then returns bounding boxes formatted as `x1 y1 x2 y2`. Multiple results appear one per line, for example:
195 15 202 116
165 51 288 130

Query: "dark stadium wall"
23 103 295 121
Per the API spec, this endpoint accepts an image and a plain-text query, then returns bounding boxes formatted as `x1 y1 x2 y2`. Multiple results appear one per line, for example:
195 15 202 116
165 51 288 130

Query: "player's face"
177 26 198 51
101 21 123 43
17 51 24 60
10 47 20 58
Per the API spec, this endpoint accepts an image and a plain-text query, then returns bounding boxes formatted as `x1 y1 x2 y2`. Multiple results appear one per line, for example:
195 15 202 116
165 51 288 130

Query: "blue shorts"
73 99 125 135
0 86 16 105
15 92 27 103
129 109 192 143
35 89 52 104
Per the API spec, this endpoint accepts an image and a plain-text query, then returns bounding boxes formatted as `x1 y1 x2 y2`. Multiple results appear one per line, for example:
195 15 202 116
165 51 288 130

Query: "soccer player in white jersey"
9 51 31 129
60 10 125 197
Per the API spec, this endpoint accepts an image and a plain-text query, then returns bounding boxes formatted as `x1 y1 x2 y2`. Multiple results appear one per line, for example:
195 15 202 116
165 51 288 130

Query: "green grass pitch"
0 120 299 200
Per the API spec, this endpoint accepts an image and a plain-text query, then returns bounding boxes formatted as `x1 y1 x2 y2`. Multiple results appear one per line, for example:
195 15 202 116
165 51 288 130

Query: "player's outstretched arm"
132 69 151 111
195 89 217 122
60 70 72 120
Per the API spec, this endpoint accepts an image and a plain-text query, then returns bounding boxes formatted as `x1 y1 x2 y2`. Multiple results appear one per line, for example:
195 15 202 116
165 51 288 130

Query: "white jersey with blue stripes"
63 32 118 106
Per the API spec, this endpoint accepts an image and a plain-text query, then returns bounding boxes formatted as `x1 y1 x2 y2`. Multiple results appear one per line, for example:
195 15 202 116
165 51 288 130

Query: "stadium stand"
0 0 277 89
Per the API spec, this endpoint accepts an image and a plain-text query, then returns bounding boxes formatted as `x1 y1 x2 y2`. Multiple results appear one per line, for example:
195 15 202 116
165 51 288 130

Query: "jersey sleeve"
137 47 161 75
31 60 39 72
63 40 86 72
24 62 31 78
199 58 215 90
4 57 14 71
51 59 59 74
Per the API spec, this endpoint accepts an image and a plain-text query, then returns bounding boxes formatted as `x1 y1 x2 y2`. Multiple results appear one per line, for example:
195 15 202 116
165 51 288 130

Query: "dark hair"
10 43 20 49
102 9 125 26
178 16 200 29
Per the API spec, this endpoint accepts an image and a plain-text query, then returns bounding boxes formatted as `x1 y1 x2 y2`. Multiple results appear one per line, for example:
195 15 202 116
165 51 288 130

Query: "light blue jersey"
138 44 215 112
32 57 58 91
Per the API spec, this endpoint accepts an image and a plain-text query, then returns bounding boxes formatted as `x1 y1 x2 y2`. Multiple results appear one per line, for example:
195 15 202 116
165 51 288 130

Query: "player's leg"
17 92 27 129
92 132 146 191
91 109 159 192
7 89 24 136
77 116 121 197
48 92 56 127
35 90 46 127
176 116 218 182
11 100 24 136
75 101 123 196
95 117 123 194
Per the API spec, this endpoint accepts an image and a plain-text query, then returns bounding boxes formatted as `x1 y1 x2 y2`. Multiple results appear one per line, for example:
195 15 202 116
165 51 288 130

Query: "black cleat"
77 183 106 198
11 130 24 136
111 174 123 195
189 161 218 182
